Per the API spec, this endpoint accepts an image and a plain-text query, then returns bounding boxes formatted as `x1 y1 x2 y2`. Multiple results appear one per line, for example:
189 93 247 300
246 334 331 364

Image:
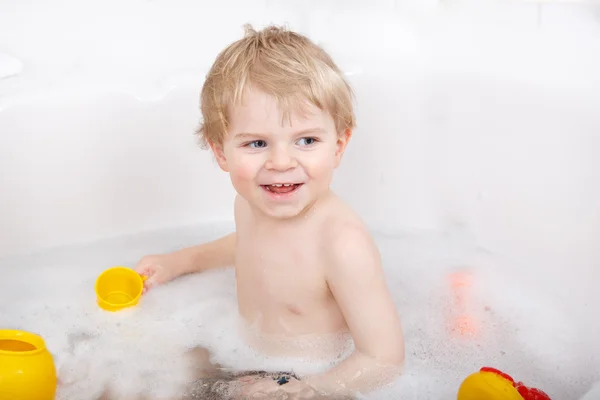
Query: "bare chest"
233 229 337 331
236 234 325 302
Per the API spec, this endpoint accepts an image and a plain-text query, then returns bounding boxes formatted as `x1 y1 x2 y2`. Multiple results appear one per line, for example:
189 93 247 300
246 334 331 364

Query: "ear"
334 128 352 168
209 141 229 172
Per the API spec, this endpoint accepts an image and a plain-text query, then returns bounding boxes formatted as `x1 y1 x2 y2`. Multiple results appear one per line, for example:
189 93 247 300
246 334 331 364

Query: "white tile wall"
1 0 599 293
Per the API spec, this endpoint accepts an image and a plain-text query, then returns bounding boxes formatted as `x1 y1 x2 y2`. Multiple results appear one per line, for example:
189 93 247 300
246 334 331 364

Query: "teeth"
269 183 295 187
284 183 293 187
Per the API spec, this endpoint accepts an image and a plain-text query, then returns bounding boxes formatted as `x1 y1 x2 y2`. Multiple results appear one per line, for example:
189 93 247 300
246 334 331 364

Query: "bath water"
0 222 597 399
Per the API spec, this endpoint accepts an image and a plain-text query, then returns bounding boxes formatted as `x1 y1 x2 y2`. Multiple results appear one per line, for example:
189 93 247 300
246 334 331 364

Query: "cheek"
229 155 259 183
303 148 336 180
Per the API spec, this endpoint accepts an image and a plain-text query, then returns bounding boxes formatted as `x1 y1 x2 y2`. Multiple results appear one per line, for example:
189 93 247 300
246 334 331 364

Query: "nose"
264 145 297 171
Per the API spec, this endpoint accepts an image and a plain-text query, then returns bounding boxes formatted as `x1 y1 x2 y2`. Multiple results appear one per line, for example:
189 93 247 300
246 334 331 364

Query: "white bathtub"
1 1 599 399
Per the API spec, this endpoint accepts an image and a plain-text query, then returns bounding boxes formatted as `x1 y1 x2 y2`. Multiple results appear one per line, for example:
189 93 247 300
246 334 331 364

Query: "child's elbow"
369 343 405 369
380 338 405 369
386 348 405 368
374 348 405 385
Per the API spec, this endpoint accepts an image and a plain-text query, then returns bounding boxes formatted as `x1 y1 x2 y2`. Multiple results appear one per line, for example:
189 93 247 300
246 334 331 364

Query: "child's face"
211 88 351 219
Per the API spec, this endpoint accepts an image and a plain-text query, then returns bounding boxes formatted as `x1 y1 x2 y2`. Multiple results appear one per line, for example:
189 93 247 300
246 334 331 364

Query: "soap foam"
0 224 598 399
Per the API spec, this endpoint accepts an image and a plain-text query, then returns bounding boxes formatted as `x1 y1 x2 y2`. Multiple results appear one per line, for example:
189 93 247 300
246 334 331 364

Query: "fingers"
241 377 284 398
141 272 156 294
134 257 157 294
134 256 153 274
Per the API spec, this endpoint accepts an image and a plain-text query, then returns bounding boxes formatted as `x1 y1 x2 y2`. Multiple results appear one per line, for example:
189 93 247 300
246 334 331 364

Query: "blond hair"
196 24 355 148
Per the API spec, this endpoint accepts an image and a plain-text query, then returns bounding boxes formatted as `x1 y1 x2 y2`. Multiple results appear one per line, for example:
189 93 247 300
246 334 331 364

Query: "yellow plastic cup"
0 329 57 400
95 266 147 312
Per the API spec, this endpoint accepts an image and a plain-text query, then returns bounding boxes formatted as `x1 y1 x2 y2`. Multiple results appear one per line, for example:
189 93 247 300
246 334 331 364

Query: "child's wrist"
302 374 346 397
172 247 201 276
188 247 208 273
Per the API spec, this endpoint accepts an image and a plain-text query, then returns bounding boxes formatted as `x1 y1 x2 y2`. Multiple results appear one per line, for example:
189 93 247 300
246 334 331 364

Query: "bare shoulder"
320 195 381 274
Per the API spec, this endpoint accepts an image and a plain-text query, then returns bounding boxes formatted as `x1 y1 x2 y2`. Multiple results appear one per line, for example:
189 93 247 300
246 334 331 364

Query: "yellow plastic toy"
457 367 551 400
95 266 147 311
0 329 57 400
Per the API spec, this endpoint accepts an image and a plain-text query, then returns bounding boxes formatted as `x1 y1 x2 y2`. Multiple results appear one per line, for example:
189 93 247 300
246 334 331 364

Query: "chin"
248 196 314 219
260 204 308 220
246 185 317 220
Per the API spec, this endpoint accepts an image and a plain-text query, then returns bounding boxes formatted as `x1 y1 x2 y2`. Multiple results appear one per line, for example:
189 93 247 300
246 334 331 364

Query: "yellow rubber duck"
458 367 551 400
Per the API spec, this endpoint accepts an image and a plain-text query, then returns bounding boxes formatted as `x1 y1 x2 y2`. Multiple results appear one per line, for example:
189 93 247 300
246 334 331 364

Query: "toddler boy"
135 24 405 399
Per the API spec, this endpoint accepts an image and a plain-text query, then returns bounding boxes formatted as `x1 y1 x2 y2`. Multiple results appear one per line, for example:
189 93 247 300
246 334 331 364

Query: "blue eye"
297 137 317 146
248 140 267 149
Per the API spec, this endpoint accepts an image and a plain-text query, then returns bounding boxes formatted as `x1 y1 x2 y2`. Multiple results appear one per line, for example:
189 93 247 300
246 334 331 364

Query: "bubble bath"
0 222 598 399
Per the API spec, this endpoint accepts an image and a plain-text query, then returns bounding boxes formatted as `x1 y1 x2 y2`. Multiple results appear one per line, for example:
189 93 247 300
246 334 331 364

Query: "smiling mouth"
261 183 303 195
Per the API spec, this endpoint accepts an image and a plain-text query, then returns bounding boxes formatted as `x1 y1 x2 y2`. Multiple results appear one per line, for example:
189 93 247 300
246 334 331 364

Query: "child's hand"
134 252 189 293
236 375 319 399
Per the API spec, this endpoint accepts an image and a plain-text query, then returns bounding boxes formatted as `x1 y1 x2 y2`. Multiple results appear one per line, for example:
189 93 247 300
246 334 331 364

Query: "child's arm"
134 232 236 291
304 225 405 396
174 232 237 275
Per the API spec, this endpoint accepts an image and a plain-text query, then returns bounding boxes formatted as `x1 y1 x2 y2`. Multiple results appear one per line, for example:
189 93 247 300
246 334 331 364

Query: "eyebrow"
233 127 326 140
